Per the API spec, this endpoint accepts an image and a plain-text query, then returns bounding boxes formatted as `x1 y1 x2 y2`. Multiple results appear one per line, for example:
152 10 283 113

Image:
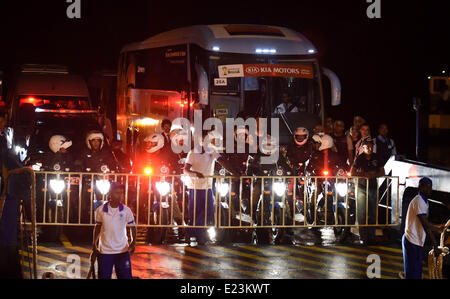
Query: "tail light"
323 170 329 176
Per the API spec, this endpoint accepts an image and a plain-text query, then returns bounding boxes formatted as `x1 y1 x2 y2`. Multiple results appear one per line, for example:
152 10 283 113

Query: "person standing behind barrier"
183 132 231 246
331 120 349 168
45 135 75 171
79 131 118 173
402 178 444 279
350 138 384 244
374 124 397 166
354 124 375 161
346 126 361 164
93 182 136 279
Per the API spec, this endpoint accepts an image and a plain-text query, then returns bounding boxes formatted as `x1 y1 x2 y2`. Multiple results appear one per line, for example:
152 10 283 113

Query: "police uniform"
79 147 118 173
287 141 314 175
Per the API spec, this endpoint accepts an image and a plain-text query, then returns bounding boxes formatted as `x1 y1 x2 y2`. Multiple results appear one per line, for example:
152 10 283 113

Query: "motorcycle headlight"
336 182 348 197
273 182 287 197
96 180 111 195
217 182 230 197
207 227 216 241
156 181 171 197
50 179 66 195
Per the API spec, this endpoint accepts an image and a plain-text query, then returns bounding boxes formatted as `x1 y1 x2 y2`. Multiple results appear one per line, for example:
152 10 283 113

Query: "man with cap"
93 182 137 279
402 177 444 279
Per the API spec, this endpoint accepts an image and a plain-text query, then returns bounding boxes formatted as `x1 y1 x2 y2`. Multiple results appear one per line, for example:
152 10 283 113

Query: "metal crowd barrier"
23 171 400 230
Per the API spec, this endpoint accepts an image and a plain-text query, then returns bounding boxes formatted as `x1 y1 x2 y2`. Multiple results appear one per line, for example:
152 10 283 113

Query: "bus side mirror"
322 68 342 106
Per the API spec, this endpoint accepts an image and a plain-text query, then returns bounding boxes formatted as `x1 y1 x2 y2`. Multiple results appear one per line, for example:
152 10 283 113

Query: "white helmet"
170 118 190 133
144 133 164 153
171 129 189 148
260 135 279 155
204 131 224 152
319 134 334 151
294 127 309 146
49 135 72 154
86 131 104 150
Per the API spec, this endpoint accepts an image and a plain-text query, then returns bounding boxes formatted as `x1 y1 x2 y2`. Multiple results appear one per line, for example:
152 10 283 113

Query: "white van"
4 65 99 162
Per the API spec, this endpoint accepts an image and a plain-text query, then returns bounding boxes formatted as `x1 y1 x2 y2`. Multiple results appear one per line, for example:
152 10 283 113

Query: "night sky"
0 0 448 159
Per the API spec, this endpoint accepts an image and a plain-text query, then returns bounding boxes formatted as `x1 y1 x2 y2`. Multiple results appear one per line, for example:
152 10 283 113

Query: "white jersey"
185 151 221 190
95 203 136 255
404 194 429 247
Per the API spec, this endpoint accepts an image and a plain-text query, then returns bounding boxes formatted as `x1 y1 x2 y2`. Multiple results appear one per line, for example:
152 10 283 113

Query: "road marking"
368 245 402 254
242 245 373 279
212 246 354 279
142 246 241 279
60 233 73 248
270 245 396 279
333 246 405 265
185 246 272 271
289 245 401 277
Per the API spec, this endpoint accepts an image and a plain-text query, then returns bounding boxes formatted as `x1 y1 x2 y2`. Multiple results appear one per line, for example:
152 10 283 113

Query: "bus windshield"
207 53 322 119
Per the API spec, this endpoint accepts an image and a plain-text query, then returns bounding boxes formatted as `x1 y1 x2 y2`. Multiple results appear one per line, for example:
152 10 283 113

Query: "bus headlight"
96 180 111 195
273 182 287 197
217 182 230 197
156 182 171 197
336 182 348 197
50 179 66 195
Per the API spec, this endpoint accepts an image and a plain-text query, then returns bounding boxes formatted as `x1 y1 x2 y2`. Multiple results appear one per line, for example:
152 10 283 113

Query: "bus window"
134 46 187 93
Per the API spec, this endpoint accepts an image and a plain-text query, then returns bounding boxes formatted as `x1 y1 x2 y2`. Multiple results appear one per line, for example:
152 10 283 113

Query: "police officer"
44 135 75 171
79 131 118 173
133 133 168 175
286 127 314 175
307 134 344 176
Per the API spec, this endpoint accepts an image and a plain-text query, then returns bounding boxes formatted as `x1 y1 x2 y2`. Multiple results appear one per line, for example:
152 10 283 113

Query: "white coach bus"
116 24 342 154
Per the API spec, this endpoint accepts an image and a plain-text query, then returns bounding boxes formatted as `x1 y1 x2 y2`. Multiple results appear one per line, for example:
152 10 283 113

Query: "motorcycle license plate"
65 177 80 186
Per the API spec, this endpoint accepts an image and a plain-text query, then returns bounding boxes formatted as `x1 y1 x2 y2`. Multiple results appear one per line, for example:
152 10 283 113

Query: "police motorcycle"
285 127 315 226
304 134 340 227
79 131 117 224
331 169 357 243
136 133 186 244
244 135 294 245
305 134 355 239
29 135 75 240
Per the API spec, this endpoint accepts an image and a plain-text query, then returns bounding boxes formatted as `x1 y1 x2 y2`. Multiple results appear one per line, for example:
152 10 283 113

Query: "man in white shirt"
183 131 234 246
93 182 137 279
402 177 444 279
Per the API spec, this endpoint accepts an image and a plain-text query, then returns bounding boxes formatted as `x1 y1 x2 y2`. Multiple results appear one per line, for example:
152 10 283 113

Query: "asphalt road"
19 228 431 279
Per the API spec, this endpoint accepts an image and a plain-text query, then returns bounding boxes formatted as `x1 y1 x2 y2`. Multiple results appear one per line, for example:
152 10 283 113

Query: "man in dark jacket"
78 131 118 173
